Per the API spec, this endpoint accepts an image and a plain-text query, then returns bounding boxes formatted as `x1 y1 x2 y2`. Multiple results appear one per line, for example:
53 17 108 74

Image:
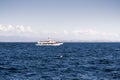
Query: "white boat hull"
36 43 63 46
36 38 63 46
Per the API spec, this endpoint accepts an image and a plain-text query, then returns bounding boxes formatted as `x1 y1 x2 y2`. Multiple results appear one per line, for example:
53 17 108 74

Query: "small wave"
0 66 6 70
111 72 120 79
25 73 36 77
102 68 114 72
6 67 18 70
88 59 112 65
0 66 20 73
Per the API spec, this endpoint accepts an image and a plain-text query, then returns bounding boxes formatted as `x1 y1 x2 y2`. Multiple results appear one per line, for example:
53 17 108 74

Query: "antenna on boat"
48 37 51 41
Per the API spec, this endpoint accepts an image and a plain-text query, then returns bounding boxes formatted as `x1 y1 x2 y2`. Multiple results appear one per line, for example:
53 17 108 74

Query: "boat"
36 38 63 46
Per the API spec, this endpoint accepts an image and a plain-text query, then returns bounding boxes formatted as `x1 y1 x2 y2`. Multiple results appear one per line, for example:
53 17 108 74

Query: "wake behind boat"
36 38 63 46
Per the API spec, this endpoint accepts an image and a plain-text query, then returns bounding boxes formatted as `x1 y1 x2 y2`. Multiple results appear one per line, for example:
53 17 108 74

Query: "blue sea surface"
0 42 120 80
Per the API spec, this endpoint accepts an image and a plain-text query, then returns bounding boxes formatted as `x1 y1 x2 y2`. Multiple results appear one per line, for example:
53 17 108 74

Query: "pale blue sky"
0 0 120 41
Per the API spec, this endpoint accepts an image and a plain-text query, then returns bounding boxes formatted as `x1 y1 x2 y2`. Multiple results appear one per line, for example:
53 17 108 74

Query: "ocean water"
0 42 120 80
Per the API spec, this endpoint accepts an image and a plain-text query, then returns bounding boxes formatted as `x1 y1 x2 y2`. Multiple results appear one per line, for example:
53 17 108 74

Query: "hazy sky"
0 0 120 42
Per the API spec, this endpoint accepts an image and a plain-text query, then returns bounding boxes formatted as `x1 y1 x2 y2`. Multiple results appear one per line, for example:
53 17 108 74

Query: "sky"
0 0 120 42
